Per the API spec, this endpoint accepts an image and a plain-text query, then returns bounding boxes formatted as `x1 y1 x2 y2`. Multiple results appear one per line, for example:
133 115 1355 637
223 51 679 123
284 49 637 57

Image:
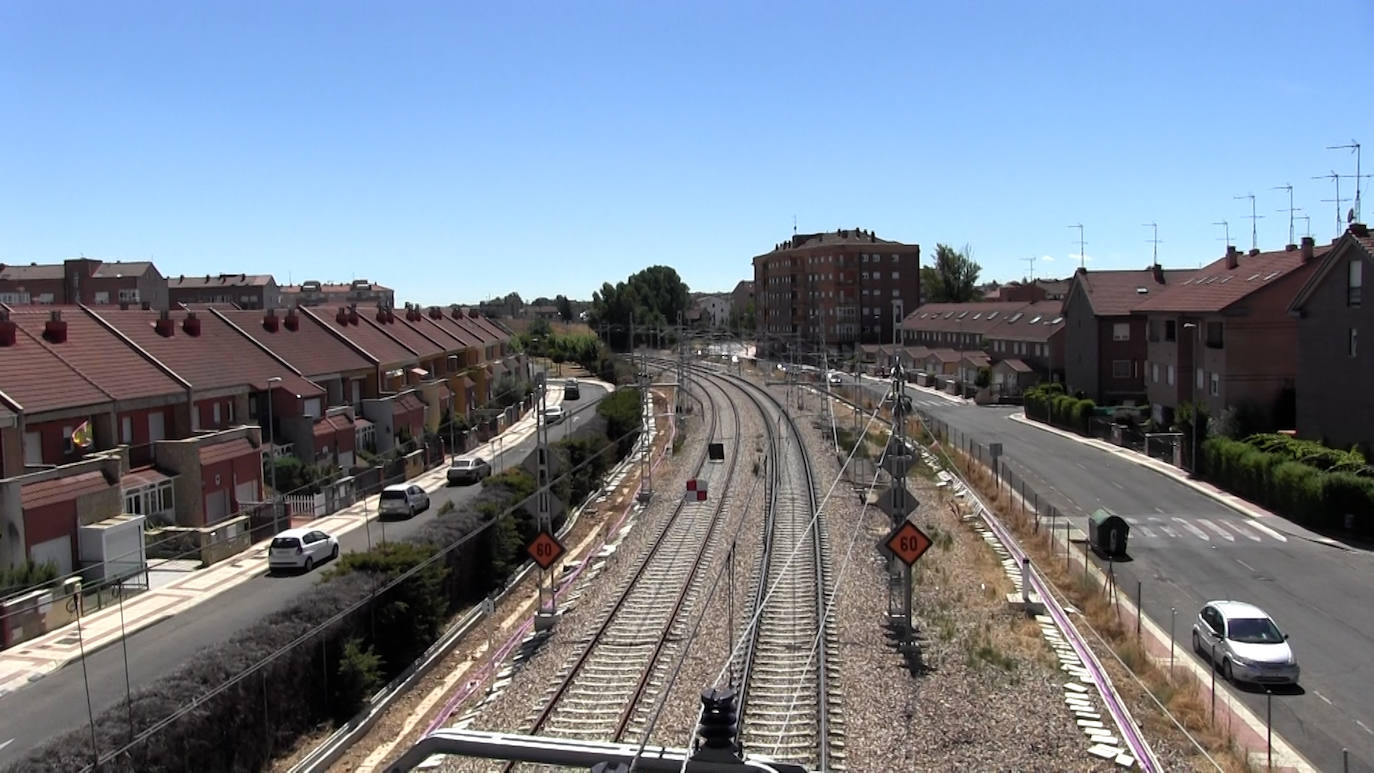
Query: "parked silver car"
447 456 492 485
1192 600 1299 685
378 483 430 519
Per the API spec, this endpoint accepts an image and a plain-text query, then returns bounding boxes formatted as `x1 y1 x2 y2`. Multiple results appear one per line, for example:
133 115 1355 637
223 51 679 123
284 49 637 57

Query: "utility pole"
637 345 653 503
1273 183 1297 245
535 371 555 615
1068 224 1086 269
677 311 687 433
1235 194 1263 252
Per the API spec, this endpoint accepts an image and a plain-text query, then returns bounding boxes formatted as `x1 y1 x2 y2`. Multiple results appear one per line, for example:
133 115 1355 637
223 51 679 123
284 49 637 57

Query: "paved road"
850 379 1374 772
0 383 611 769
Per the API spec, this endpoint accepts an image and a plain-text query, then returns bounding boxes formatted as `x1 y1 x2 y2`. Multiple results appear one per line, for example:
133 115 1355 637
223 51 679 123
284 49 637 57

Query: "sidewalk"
1005 412 1353 551
0 386 570 698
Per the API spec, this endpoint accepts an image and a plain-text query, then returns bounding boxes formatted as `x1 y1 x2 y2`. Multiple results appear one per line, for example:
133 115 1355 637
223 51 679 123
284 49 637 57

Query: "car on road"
1192 600 1299 685
379 483 430 519
564 379 580 400
542 405 567 425
268 527 339 573
827 371 844 385
448 456 492 485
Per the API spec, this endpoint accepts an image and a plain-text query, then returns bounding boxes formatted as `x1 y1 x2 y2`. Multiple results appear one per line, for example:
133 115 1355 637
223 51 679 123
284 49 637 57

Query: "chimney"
182 310 201 336
450 306 461 319
119 301 129 311
1285 243 1297 251
154 309 176 337
428 306 442 320
141 301 151 310
1225 245 1239 270
1301 236 1316 262
467 308 478 318
375 304 388 322
284 307 299 331
335 306 348 324
0 309 15 347
407 306 422 322
42 309 69 344
347 304 359 324
1248 248 1261 257
1151 263 1164 283
1351 222 1369 238
263 308 279 332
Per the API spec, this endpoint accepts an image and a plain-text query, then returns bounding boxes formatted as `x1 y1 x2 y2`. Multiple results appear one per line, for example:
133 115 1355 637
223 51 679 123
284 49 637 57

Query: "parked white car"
379 483 430 519
268 528 339 573
542 405 568 426
1192 600 1299 685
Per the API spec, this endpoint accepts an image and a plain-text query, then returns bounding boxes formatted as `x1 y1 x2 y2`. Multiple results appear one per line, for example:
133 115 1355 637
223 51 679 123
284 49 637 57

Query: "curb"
1002 413 1347 549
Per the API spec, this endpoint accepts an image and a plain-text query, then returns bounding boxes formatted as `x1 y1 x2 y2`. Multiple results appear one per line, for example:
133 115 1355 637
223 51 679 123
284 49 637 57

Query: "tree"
555 294 573 322
588 265 691 350
926 243 982 302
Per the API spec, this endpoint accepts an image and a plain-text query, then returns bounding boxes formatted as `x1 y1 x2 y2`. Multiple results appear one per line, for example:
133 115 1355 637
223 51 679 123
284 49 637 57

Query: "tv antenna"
1273 183 1297 245
1068 223 1085 269
1022 256 1037 281
1212 220 1231 246
1234 194 1263 251
792 214 797 235
1312 171 1351 238
1142 221 1160 264
1297 213 1311 239
1327 140 1363 223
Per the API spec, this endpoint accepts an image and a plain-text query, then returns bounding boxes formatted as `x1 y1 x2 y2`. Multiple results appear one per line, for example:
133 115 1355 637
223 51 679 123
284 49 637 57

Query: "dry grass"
948 450 1260 773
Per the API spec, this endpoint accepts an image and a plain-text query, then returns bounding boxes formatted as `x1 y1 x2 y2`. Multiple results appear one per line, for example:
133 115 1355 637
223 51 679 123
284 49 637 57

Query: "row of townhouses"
0 263 517 580
894 225 1372 452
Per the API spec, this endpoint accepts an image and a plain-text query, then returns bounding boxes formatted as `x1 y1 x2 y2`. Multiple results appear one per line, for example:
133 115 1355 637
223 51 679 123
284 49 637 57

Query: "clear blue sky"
3 2 1372 304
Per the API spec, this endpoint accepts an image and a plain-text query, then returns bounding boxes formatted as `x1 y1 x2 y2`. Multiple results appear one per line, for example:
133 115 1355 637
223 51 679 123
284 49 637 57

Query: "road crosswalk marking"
1121 515 1283 544
1222 520 1262 542
1198 518 1234 541
1173 517 1210 541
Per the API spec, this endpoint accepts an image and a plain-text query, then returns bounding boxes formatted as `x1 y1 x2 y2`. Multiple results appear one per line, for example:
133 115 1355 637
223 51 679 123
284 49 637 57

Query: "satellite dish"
1349 208 1357 224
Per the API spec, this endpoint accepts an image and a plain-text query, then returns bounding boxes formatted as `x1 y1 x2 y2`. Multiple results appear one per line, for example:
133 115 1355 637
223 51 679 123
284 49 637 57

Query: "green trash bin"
1088 509 1130 558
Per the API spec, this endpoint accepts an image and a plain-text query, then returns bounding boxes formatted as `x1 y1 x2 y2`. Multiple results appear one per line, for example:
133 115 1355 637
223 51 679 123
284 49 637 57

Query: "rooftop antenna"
793 214 797 235
1273 183 1297 245
1022 256 1036 281
1313 171 1350 239
1142 221 1160 264
1327 140 1362 223
1234 194 1263 251
1297 213 1311 239
1212 220 1231 247
1068 223 1085 269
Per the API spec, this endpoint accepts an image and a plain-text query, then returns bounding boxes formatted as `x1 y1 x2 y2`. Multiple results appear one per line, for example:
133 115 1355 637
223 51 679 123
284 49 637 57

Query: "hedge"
8 408 638 772
1023 383 1094 437
1202 436 1374 536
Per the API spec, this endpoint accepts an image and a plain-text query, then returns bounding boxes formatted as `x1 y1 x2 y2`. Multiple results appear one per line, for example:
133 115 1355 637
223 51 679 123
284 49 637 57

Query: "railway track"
504 374 743 768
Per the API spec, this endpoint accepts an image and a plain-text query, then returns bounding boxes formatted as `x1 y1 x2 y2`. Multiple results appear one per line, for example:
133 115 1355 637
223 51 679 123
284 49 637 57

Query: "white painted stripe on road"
1237 518 1287 542
1173 517 1210 541
1110 480 1125 490
1312 690 1333 705
1198 519 1234 541
1358 719 1374 736
1221 520 1262 542
0 738 12 752
1153 506 1166 514
1158 524 1180 539
1235 558 1258 574
1133 525 1155 539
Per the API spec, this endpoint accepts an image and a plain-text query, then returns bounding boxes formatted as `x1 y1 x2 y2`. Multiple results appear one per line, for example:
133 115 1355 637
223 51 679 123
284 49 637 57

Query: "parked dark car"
447 456 493 485
564 379 581 400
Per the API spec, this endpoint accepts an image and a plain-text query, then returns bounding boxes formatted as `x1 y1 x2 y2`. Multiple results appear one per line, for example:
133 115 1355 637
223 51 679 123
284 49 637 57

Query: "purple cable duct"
978 505 1160 772
423 412 678 735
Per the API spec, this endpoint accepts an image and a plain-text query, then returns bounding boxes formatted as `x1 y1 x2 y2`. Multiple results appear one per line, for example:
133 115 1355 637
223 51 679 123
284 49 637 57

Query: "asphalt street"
852 379 1374 772
0 383 610 769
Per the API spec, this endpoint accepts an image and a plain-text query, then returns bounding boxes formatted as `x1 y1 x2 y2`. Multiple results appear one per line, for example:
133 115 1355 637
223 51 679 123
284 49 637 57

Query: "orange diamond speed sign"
527 530 566 570
883 521 933 567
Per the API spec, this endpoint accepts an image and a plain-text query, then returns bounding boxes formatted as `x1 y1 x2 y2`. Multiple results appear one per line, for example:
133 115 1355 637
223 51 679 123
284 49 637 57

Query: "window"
1165 320 1177 342
891 271 899 280
94 291 109 304
1113 322 1130 341
1209 372 1220 396
1147 319 1158 342
1112 360 1131 379
1351 327 1359 358
1196 368 1204 390
117 288 140 303
63 425 74 453
1351 260 1364 306
213 403 221 424
121 416 133 444
1151 363 1159 383
1205 321 1224 348
1167 365 1175 385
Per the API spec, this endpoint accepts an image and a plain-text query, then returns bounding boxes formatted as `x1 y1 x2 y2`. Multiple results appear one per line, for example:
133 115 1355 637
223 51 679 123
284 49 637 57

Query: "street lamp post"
447 355 459 462
266 376 283 533
1183 322 1201 474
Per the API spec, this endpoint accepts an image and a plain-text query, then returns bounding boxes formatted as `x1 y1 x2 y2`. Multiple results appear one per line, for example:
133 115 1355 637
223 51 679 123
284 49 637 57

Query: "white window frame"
94 291 110 304
1196 368 1205 389
1113 322 1130 342
117 288 140 303
1167 365 1175 385
1111 360 1131 379
1209 372 1220 396
1351 327 1359 358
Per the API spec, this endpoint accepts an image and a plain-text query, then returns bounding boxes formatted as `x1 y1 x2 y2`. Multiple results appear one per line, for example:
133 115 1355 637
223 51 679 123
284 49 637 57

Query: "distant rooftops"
169 273 274 288
762 228 918 254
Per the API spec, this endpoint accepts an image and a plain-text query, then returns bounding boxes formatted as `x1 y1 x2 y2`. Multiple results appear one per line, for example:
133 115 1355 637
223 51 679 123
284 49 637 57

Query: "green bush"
332 638 384 721
0 560 60 598
1203 436 1374 537
1244 434 1371 476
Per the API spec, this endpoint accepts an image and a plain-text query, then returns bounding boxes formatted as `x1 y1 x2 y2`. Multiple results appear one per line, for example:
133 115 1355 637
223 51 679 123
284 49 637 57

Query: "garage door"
234 480 259 510
205 490 229 523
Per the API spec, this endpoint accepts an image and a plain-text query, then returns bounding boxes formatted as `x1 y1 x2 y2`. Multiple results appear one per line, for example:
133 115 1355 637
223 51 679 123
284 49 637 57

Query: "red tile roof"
377 312 449 357
89 308 323 398
7 307 185 401
0 322 112 414
409 312 479 351
450 312 502 345
0 263 64 281
430 313 483 348
903 301 1048 336
91 261 156 278
1068 267 1197 316
122 466 171 488
21 469 112 508
214 308 373 379
466 313 511 341
1288 230 1374 312
960 351 992 366
1135 245 1332 314
198 437 259 465
302 305 419 368
983 300 1066 343
995 358 1033 373
923 348 963 363
396 392 426 413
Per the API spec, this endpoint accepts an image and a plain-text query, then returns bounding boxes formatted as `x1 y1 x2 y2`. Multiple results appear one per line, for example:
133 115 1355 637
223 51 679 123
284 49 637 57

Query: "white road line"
1134 525 1155 539
1147 515 1164 522
1111 480 1125 490
1357 719 1374 736
1159 524 1180 539
1153 506 1166 514
1312 690 1333 705
1235 558 1258 573
1198 519 1235 541
1222 520 1263 542
0 739 12 752
1173 517 1210 541
1239 519 1288 542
